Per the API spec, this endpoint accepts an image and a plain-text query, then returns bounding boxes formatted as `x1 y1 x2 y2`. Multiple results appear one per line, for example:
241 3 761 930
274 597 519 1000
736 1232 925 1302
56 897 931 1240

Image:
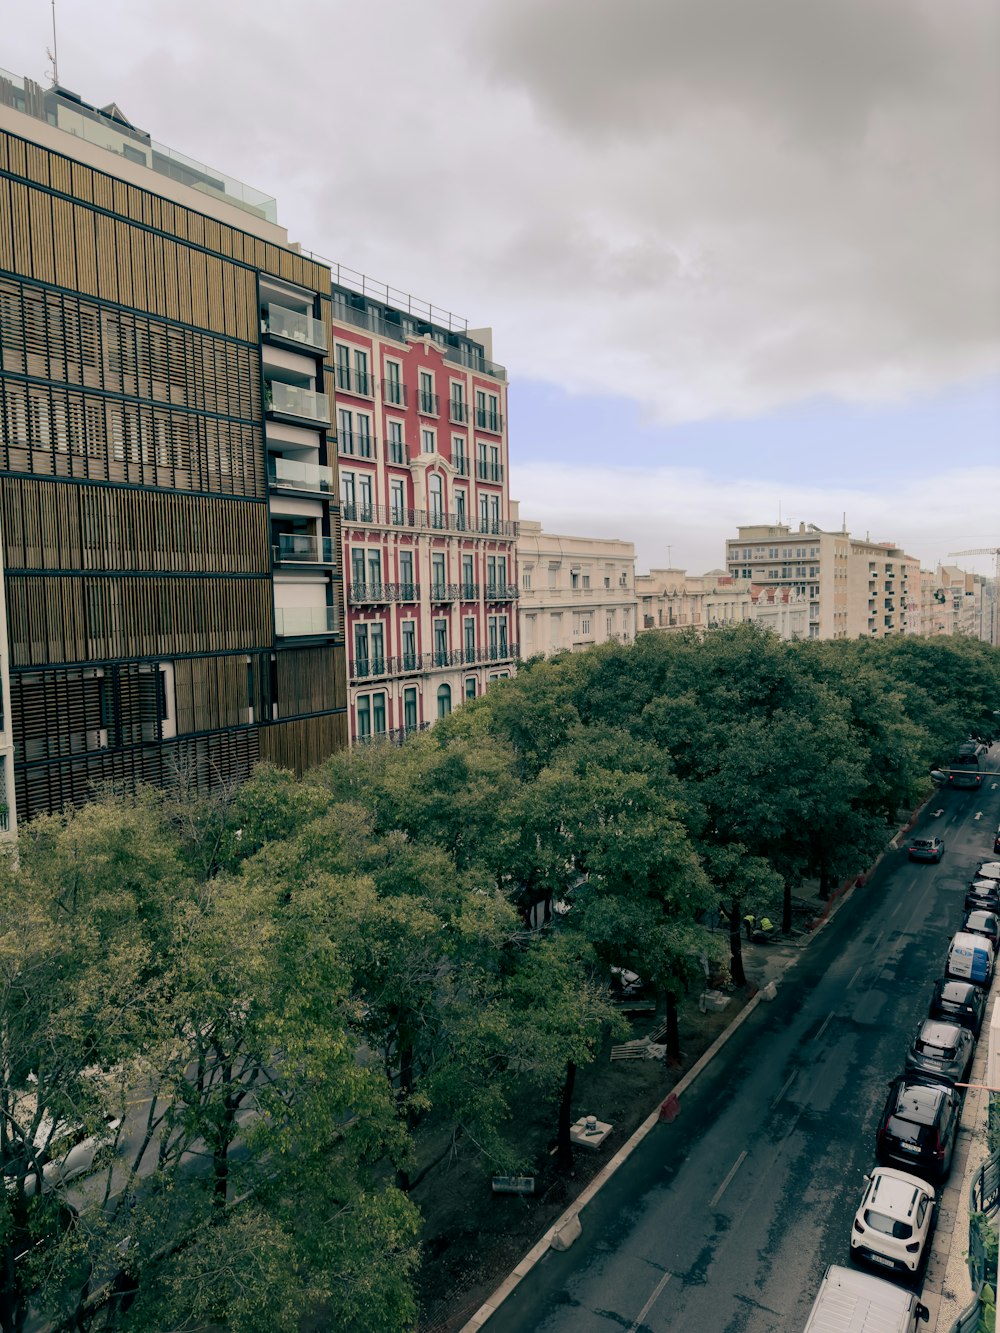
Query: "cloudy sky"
8 0 999 574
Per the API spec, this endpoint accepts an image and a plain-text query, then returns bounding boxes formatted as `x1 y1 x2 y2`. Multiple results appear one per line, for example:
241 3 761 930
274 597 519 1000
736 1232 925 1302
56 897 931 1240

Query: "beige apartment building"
636 568 808 641
726 522 924 640
915 565 985 639
516 512 636 657
750 585 810 639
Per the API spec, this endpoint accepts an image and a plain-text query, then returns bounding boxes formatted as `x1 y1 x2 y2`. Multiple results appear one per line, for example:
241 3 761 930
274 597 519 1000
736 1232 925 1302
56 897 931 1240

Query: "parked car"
965 880 1000 914
876 1074 962 1182
850 1167 937 1282
975 861 1000 884
904 1019 974 1085
993 826 1000 855
804 1265 929 1331
946 931 995 987
962 909 1000 946
908 837 944 863
929 978 987 1036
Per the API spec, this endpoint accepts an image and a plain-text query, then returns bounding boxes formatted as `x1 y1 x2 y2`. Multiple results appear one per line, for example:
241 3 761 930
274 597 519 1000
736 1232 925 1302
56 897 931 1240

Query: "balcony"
431 583 461 602
476 461 504 483
268 457 334 493
274 606 338 637
273 533 336 565
350 656 388 681
460 582 479 600
335 366 373 398
418 391 440 416
453 455 470 477
263 304 327 354
266 381 330 426
332 300 407 343
337 500 518 538
475 409 503 434
347 582 421 604
382 379 408 408
485 584 519 602
338 431 377 460
449 399 469 424
442 345 507 382
386 439 409 465
348 582 390 604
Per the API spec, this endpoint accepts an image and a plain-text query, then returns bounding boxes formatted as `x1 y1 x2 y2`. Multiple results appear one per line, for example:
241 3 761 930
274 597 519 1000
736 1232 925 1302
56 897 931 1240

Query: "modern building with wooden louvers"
0 71 347 832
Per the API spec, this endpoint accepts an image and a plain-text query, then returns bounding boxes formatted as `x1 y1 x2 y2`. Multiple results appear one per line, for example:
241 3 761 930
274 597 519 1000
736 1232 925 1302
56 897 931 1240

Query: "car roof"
916 1020 964 1045
867 1168 934 1216
936 979 977 1000
978 862 1000 876
966 910 999 926
892 1078 948 1114
969 880 1000 892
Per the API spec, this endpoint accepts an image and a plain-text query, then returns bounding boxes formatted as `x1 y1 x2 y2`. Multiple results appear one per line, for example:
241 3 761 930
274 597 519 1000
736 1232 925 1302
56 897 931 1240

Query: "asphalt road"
485 772 1000 1333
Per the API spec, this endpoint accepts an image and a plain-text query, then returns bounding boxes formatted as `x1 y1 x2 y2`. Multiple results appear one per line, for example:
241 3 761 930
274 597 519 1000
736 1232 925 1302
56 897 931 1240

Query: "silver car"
904 1020 974 1086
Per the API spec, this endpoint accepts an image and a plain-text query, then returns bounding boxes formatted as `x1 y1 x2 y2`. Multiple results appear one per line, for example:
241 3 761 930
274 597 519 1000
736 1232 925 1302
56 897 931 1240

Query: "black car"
904 1020 975 1086
966 880 1000 914
930 978 988 1037
963 909 1000 946
876 1074 962 1183
908 837 944 863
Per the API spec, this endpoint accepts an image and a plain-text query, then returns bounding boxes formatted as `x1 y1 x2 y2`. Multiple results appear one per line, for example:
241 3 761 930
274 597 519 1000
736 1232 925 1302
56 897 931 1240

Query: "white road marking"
771 1072 796 1109
932 809 944 816
872 930 884 953
627 1270 673 1332
890 898 902 919
848 965 863 988
709 1150 748 1208
975 812 984 821
816 1012 834 1040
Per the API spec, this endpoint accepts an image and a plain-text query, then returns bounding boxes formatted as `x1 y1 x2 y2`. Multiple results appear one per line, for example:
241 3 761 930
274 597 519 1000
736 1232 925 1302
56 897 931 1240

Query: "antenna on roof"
46 0 60 86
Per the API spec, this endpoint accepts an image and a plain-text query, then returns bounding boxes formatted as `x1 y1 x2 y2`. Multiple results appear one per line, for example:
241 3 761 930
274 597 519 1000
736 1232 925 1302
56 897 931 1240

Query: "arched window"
437 683 451 718
429 473 444 528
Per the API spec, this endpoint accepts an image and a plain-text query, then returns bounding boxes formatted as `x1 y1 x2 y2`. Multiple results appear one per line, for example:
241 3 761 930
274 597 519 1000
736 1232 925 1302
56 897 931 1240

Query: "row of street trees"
2 627 998 1330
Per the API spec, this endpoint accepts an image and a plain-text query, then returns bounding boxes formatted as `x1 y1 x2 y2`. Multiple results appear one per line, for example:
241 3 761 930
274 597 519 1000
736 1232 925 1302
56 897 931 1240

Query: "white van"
946 930 995 987
803 1266 928 1332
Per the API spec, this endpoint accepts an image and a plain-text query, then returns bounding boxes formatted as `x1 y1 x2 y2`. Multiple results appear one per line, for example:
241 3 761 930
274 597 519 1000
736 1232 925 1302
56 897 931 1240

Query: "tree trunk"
782 879 792 935
556 1059 577 1172
818 852 832 902
729 897 746 988
664 991 681 1064
394 1041 416 1192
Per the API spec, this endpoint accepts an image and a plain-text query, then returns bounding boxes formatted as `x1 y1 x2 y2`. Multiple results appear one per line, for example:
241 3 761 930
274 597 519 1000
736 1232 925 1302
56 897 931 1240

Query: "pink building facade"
330 280 517 742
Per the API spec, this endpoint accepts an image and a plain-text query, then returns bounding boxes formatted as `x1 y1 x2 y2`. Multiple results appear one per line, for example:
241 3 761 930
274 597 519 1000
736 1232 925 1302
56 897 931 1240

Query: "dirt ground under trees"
412 898 823 1332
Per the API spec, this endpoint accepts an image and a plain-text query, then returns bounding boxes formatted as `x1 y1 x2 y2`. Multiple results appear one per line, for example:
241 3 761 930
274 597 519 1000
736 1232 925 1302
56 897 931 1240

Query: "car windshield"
913 841 932 849
864 1209 913 1239
887 1116 927 1142
915 1040 955 1058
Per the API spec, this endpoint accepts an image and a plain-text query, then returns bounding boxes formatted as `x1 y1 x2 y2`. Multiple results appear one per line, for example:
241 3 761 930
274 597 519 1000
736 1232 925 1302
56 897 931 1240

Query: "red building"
330 271 518 742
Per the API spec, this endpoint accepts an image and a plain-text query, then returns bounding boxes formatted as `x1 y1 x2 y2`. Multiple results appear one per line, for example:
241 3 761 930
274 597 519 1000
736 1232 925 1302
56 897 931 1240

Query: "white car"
851 1167 936 1281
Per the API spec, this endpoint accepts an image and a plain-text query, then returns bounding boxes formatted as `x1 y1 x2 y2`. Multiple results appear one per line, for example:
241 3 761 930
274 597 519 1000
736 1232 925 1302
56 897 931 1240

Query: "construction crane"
948 547 1000 645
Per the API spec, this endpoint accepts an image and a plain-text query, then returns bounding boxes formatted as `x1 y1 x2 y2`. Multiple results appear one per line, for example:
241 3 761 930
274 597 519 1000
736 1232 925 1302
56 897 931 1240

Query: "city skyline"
6 0 999 577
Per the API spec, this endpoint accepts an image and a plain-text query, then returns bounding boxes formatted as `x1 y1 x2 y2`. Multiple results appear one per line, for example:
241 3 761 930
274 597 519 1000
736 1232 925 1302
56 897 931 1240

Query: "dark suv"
930 978 987 1036
876 1075 962 1183
965 880 1000 914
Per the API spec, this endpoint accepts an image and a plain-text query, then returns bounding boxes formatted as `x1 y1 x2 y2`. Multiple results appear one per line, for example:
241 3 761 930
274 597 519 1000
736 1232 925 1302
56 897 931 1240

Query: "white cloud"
511 460 1000 576
7 0 999 424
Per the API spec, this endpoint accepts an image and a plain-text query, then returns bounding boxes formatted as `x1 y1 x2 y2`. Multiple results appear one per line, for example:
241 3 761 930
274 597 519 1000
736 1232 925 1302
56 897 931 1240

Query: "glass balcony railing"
268 457 333 492
273 534 336 565
263 304 328 352
266 381 330 424
274 606 338 637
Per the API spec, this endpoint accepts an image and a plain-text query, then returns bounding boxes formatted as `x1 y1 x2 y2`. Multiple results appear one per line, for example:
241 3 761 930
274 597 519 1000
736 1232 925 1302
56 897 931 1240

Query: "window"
476 440 487 479
419 370 437 415
338 406 354 454
356 695 371 738
607 613 614 636
387 419 405 464
341 472 356 511
421 428 436 455
455 489 467 530
437 684 452 718
465 677 477 701
335 343 351 391
523 569 532 590
351 548 365 589
582 617 591 635
450 381 466 423
371 691 386 735
571 570 579 590
489 495 500 532
384 359 403 406
433 619 448 666
400 549 414 595
452 436 467 474
404 687 418 732
487 556 497 594
355 414 373 459
354 348 370 395
369 624 385 673
428 473 444 526
489 444 500 481
432 553 446 599
357 474 373 519
479 495 489 533
354 623 370 673
464 618 476 662
390 479 405 524
582 573 590 590
462 554 474 597
402 622 417 670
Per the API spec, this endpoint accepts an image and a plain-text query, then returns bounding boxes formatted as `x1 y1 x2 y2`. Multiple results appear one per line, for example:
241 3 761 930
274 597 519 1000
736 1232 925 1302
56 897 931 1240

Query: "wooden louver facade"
0 123 347 822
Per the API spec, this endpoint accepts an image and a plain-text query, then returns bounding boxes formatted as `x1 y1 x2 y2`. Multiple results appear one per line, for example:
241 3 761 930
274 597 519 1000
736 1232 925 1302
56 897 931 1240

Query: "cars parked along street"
961 909 1000 947
928 979 987 1037
850 1167 937 1282
876 1075 962 1183
965 880 1000 914
904 1020 974 1086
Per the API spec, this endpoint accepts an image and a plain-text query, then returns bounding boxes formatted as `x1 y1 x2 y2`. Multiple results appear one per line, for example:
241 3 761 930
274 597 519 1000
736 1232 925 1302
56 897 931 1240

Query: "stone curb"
459 800 932 1332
